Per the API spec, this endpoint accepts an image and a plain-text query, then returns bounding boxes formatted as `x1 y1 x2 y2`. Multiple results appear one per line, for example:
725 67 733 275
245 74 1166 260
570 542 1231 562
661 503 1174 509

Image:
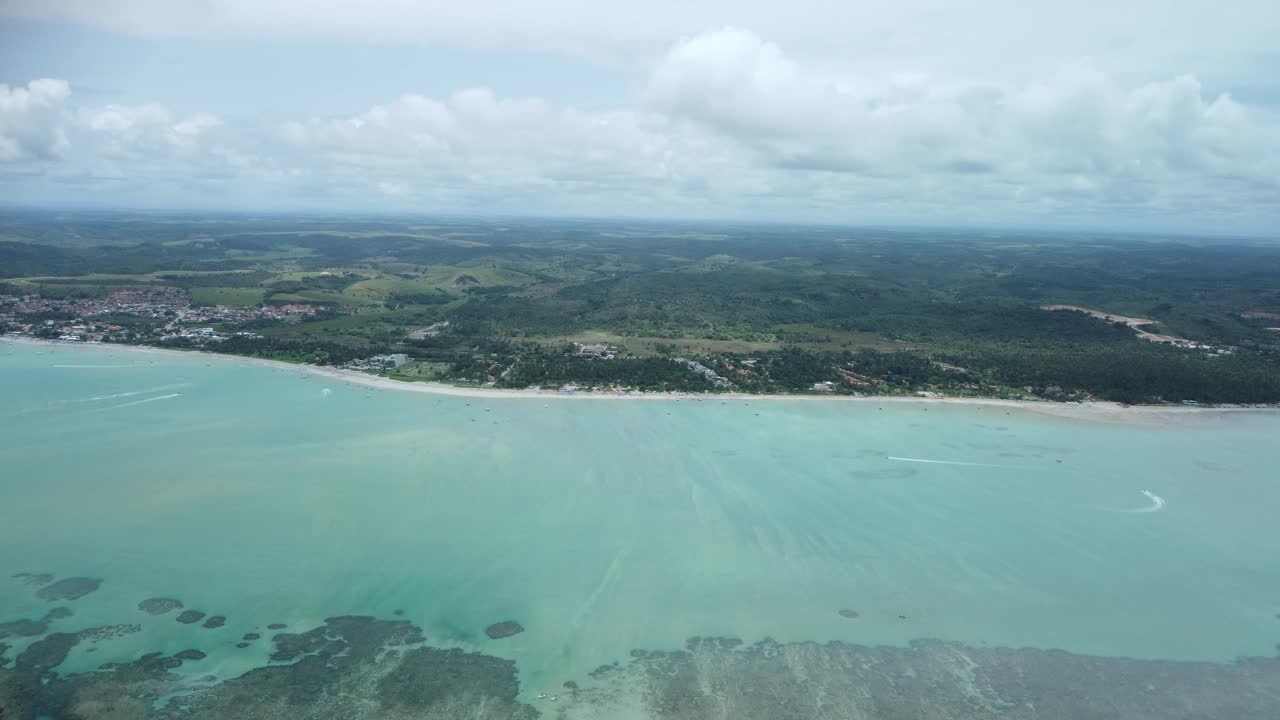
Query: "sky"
1 1 1278 233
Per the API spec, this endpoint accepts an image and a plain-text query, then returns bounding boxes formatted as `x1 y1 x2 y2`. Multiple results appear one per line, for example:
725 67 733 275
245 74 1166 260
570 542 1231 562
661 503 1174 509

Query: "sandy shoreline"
5 335 1277 424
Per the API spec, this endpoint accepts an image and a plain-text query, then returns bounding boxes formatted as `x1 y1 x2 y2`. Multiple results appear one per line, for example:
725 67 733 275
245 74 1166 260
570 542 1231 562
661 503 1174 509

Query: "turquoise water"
3 340 1280 697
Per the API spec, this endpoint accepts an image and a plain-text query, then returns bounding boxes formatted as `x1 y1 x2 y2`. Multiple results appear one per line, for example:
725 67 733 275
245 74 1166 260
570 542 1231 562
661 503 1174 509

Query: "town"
1 289 319 344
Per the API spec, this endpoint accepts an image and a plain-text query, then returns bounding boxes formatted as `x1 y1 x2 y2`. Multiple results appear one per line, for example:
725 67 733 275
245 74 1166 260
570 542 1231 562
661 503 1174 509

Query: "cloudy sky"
2 1 1278 233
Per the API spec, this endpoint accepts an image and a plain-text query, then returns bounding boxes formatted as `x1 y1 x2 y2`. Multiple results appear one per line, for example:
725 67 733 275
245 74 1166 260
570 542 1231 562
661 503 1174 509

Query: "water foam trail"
77 384 190 403
96 393 181 411
0 384 192 420
1118 490 1166 513
886 456 1016 468
568 542 634 631
53 364 140 369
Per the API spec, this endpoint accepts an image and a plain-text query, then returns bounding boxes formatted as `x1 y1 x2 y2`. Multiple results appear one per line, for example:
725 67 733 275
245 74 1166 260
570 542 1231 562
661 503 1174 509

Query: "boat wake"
1117 490 1166 513
1 384 192 420
97 393 182 411
886 456 1015 468
78 384 190 403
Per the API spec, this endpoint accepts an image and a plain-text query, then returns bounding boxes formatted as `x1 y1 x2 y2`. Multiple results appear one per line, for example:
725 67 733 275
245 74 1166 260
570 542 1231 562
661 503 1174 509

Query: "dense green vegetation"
3 210 1278 403
950 341 1280 405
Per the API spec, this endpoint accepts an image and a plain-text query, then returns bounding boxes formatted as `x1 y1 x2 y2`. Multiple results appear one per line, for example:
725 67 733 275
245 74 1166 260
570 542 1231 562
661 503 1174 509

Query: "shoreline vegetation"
5 215 1280 407
7 336 1277 424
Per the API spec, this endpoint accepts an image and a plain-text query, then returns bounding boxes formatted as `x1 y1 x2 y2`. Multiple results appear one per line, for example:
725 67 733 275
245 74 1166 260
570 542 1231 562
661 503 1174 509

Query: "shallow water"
2 340 1280 710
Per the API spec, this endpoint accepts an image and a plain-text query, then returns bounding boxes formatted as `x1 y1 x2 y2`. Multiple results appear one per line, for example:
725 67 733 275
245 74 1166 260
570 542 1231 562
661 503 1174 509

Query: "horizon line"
0 203 1275 242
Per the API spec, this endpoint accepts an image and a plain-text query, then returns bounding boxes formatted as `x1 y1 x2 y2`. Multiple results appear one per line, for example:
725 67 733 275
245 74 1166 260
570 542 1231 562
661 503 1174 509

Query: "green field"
190 287 267 306
346 265 535 299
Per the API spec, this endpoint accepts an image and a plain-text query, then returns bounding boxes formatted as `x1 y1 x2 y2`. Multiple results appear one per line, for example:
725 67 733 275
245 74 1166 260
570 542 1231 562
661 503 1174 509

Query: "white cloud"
0 78 72 162
79 104 222 157
7 0 1278 85
2 24 1278 231
275 88 738 209
644 29 1280 220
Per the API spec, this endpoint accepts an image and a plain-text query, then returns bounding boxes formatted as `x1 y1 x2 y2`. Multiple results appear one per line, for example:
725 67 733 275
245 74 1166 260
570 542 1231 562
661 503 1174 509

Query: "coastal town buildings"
672 357 733 387
0 289 314 345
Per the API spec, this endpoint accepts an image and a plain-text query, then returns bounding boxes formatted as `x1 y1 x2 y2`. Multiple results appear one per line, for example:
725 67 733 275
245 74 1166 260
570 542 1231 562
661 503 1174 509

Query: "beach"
4 334 1273 425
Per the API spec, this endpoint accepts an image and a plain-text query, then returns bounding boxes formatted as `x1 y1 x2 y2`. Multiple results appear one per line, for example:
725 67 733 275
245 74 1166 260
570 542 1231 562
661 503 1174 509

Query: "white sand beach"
5 335 1275 424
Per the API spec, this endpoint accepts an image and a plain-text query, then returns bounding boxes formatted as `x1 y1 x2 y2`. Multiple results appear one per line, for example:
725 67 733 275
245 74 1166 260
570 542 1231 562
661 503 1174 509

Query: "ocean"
3 339 1279 718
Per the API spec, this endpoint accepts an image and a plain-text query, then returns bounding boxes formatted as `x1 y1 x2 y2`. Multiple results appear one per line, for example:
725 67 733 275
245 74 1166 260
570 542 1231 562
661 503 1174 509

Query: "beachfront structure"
672 358 733 387
572 342 614 358
371 353 410 369
408 321 450 340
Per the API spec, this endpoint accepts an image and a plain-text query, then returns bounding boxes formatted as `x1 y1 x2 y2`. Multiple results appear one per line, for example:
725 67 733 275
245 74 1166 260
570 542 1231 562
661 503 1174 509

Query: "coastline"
5 335 1276 424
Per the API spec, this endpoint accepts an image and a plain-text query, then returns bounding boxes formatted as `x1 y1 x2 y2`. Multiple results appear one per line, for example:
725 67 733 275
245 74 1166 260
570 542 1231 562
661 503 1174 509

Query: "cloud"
0 78 72 162
274 88 741 211
645 29 1280 217
6 0 1278 86
79 103 222 158
2 25 1278 231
